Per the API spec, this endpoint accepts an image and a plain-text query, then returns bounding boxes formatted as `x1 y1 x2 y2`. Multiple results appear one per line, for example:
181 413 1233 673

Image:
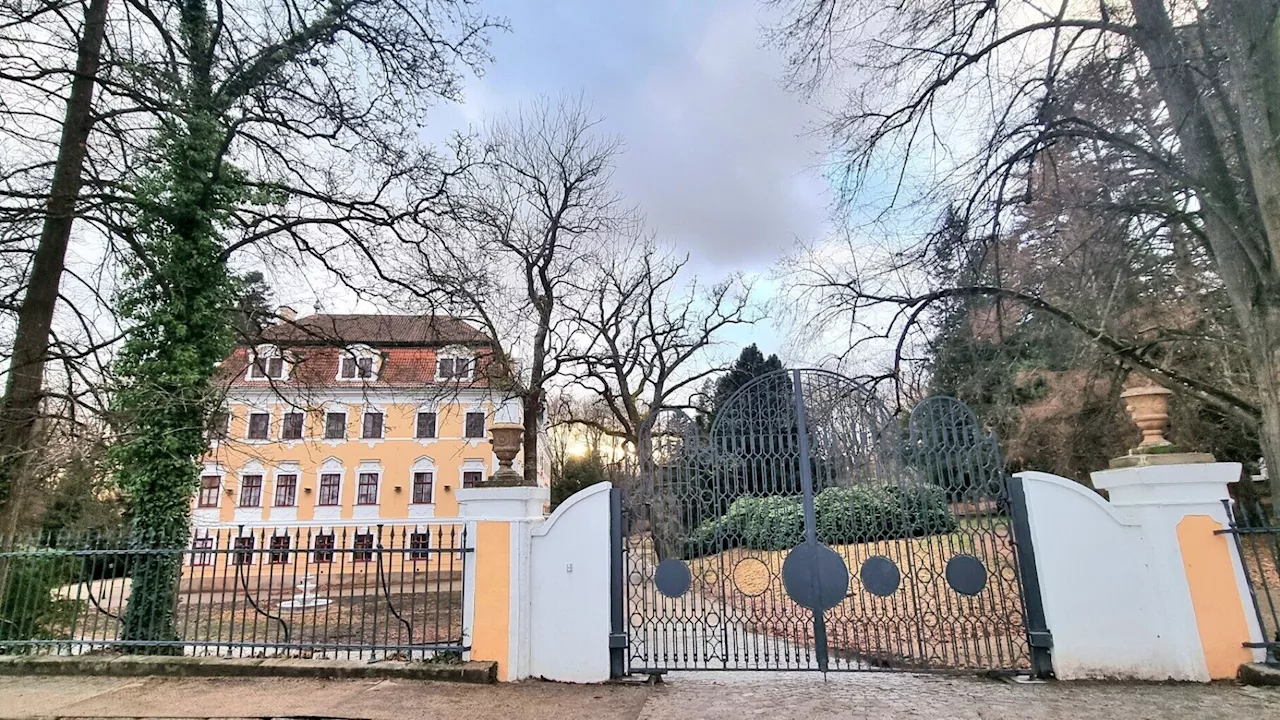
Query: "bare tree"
770 0 1280 503
411 96 627 484
0 0 112 536
564 240 756 449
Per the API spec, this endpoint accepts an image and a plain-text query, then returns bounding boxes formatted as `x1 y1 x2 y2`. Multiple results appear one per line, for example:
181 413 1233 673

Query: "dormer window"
337 345 380 381
246 345 287 380
436 347 474 381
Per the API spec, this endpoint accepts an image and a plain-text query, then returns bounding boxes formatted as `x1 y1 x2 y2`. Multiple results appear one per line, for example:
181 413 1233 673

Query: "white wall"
528 482 613 683
1019 471 1178 679
1018 466 1260 681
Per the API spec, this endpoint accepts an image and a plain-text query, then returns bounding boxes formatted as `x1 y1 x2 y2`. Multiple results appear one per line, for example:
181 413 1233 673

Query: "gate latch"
609 632 628 649
1028 630 1054 649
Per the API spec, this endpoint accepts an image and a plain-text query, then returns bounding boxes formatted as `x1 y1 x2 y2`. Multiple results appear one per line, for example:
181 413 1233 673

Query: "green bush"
0 550 81 653
683 482 957 558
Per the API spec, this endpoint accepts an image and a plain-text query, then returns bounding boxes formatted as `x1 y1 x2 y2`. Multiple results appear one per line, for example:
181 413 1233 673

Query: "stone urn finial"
1120 384 1174 448
1109 383 1216 468
487 422 530 486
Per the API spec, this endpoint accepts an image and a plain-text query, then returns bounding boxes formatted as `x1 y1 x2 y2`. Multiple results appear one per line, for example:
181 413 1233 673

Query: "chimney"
278 306 297 322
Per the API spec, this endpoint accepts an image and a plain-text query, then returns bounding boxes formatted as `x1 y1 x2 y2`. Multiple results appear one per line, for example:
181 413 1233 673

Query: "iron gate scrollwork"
623 369 1042 673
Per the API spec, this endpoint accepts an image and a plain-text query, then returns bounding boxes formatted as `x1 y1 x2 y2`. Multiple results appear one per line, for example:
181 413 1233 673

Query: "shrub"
0 550 81 653
683 482 957 558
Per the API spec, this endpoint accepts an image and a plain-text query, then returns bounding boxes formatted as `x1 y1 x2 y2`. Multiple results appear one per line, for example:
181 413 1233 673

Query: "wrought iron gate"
618 369 1048 674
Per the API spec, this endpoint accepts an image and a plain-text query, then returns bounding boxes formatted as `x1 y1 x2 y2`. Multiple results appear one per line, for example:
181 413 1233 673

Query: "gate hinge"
609 632 628 649
1028 630 1054 649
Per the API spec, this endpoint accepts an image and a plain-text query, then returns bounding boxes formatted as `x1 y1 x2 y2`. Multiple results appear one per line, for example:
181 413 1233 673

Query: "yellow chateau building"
194 313 534 543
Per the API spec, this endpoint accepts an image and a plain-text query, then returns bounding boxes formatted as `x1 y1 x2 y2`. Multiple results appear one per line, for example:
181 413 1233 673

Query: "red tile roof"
260 314 491 346
221 314 505 389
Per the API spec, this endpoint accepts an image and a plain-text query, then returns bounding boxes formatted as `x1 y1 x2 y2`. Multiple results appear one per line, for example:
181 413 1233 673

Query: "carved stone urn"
1119 384 1174 448
487 422 529 486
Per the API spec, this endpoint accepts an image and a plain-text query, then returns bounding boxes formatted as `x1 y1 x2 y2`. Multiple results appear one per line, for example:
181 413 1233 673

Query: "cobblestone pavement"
644 672 1280 719
1 671 1278 720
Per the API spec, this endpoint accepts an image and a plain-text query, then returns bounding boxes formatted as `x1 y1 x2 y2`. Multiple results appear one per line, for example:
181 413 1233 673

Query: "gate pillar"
455 485 549 681
1017 462 1264 680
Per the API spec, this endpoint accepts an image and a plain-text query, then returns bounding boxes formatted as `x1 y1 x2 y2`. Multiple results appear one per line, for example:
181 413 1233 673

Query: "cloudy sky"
432 0 832 280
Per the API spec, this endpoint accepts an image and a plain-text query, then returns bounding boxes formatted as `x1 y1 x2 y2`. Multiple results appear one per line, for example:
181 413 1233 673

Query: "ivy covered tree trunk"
112 0 237 650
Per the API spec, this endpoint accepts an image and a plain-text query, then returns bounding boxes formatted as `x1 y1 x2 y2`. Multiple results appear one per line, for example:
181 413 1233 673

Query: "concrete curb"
1238 663 1280 687
0 655 497 684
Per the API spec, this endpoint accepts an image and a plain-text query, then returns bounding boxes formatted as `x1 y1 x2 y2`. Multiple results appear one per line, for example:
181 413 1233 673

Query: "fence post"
454 485 548 681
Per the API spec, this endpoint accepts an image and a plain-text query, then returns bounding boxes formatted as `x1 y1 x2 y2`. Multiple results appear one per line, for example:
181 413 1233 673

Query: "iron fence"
0 522 469 660
1222 499 1279 663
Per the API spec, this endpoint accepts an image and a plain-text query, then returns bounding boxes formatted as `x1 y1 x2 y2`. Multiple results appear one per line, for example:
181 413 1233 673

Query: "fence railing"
0 522 470 660
1221 499 1280 663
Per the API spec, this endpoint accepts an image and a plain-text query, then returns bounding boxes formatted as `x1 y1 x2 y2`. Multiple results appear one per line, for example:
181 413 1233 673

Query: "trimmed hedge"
682 482 957 558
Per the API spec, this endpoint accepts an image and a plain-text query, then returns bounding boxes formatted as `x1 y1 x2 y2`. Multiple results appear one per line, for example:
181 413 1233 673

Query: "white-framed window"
207 409 230 441
246 411 270 440
337 345 380 381
197 475 221 508
269 534 291 564
316 458 343 508
464 411 486 439
324 411 347 439
239 474 264 507
191 536 215 566
281 411 305 440
436 346 474 381
410 457 436 504
246 345 288 380
415 410 437 439
317 471 342 506
274 473 298 507
362 410 384 439
356 472 380 505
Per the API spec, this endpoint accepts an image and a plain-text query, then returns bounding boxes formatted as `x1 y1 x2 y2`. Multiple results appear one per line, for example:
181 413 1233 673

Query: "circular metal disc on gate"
654 559 691 598
860 555 901 597
782 543 849 611
945 554 988 596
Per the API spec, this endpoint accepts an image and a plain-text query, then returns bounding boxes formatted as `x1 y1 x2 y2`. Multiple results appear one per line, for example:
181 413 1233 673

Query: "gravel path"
1 671 1278 720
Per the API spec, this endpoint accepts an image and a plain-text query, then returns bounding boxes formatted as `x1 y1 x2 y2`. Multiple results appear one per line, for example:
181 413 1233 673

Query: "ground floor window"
233 536 255 565
269 535 291 564
353 533 374 562
191 537 214 566
409 532 431 560
313 533 335 563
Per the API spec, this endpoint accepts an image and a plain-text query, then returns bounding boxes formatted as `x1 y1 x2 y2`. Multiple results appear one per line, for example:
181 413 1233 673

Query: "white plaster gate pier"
1015 461 1265 680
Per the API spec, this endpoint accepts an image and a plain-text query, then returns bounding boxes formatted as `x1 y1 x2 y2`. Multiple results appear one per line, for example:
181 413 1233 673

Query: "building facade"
194 313 527 535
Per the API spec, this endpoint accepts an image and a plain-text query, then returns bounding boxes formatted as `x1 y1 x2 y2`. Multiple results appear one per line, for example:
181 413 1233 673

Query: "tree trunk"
522 391 542 486
1246 304 1280 513
0 0 110 540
